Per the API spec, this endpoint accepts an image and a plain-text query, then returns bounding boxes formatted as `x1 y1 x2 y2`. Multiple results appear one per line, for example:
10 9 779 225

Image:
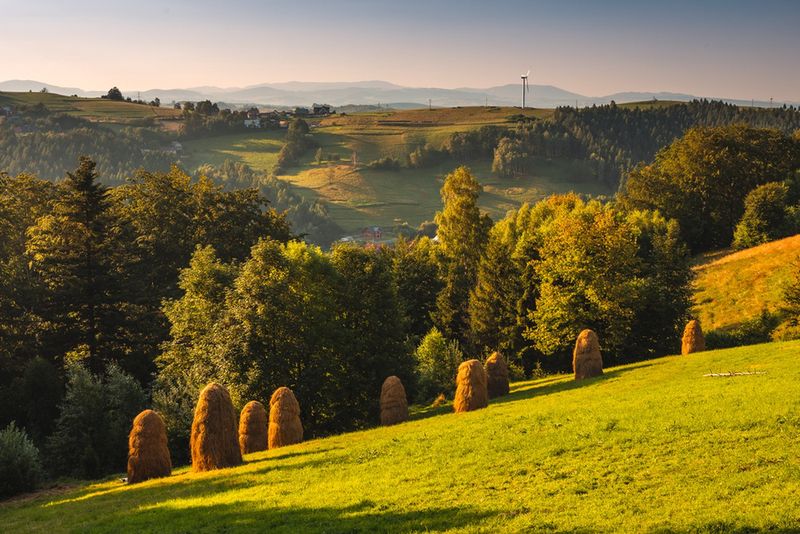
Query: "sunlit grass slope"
0 91 182 123
3 341 800 532
693 234 800 332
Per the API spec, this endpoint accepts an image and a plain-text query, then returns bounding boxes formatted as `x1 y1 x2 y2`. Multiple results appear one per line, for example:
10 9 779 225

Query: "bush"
45 363 145 479
414 328 463 401
0 422 43 499
367 157 402 170
152 375 198 467
705 310 781 349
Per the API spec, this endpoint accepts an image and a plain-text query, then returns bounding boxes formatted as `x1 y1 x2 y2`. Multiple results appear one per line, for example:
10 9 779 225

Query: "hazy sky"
1 0 798 100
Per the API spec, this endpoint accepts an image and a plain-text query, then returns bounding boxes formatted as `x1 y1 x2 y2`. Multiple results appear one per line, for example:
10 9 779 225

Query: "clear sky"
1 0 798 100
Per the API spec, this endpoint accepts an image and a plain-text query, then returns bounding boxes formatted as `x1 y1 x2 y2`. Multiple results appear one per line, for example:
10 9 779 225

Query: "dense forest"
1 117 800 495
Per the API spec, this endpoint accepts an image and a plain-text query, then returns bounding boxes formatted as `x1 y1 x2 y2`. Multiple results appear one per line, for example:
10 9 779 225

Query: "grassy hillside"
3 341 800 532
693 234 800 332
184 106 611 232
0 91 181 124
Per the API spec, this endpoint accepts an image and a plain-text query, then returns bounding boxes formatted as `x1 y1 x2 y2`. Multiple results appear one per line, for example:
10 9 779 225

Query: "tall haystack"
453 359 488 413
682 320 705 355
127 409 171 484
268 387 303 449
190 383 242 472
238 400 268 454
484 351 510 399
573 329 603 380
380 376 409 426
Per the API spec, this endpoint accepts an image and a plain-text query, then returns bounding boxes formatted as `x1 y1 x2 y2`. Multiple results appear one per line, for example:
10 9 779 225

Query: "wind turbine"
521 69 530 109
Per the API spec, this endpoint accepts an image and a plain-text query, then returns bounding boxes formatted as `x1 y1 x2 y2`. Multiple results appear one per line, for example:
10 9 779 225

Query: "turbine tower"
521 69 530 109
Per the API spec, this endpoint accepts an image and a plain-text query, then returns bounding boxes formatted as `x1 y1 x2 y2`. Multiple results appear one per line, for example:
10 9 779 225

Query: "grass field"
693 234 800 332
3 340 800 532
0 91 182 124
182 106 610 231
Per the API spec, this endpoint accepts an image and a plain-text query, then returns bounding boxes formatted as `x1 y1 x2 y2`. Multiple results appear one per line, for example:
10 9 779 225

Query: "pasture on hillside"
184 106 611 231
0 92 182 124
3 341 799 532
693 234 800 332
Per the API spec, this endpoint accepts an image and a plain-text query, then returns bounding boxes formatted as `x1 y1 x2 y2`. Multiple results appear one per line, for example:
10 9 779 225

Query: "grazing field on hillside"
0 91 181 123
3 341 799 533
183 106 610 231
693 234 800 331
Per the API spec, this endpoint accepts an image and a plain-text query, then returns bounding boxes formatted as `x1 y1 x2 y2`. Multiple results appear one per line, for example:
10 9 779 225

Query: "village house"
312 103 332 116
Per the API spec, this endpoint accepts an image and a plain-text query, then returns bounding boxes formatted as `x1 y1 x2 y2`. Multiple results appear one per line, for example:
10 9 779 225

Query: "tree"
414 327 463 401
26 158 127 374
621 125 800 252
732 182 794 249
390 237 442 340
432 167 491 347
106 87 123 101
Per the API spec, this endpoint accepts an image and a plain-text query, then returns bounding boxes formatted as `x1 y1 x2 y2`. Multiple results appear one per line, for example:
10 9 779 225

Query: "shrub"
453 359 488 413
268 387 303 449
151 375 197 467
0 422 43 499
573 329 603 380
415 328 463 401
706 311 781 349
379 376 409 426
127 410 171 484
238 401 268 454
367 157 402 170
190 383 242 472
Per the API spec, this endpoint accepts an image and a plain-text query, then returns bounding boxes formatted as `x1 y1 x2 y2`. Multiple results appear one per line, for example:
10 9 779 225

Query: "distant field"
693 234 800 331
183 106 610 231
0 91 182 124
3 340 800 532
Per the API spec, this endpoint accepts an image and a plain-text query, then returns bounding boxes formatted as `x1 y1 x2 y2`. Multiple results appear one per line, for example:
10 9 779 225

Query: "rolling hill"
692 234 800 333
2 340 799 532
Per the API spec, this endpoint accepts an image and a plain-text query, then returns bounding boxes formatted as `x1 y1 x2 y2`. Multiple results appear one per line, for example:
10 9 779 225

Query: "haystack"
573 329 603 380
268 387 303 449
484 351 510 399
380 376 409 426
127 409 171 484
682 320 705 355
238 400 268 454
190 383 242 472
453 359 488 413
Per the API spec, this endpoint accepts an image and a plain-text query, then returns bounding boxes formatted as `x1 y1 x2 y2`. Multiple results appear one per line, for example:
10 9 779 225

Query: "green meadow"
3 340 799 533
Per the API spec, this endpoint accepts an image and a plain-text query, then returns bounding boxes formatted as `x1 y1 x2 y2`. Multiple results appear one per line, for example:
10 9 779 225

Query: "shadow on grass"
53 498 494 533
409 361 661 422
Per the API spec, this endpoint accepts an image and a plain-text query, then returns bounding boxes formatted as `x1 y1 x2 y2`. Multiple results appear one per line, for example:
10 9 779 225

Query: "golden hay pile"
190 383 242 472
453 359 488 413
127 409 171 484
484 351 510 399
380 376 409 426
573 329 603 380
268 387 303 449
238 400 268 454
682 320 706 355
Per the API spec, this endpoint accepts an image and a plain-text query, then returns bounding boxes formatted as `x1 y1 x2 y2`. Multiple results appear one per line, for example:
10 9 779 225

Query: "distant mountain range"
1 79 795 109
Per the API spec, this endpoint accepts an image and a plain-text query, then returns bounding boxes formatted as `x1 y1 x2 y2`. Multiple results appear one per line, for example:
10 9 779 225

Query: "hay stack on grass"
238 401 268 454
573 329 603 380
484 352 510 399
127 409 171 484
682 320 705 355
453 359 488 413
380 376 409 426
268 387 303 449
190 383 242 472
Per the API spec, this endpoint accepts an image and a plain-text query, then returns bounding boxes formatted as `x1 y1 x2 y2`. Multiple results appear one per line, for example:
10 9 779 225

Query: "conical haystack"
238 400 268 454
573 329 603 380
190 383 242 472
682 320 705 355
484 352 510 399
380 376 409 426
127 409 172 484
268 387 303 449
453 359 488 413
